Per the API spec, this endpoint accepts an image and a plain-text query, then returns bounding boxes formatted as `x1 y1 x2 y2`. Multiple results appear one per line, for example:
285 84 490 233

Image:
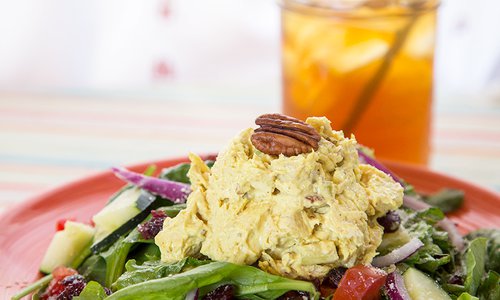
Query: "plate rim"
1 156 499 230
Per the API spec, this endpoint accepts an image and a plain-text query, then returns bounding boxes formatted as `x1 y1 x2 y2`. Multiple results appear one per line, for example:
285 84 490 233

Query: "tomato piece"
320 285 336 298
52 266 77 280
55 218 75 231
41 267 78 300
333 265 387 300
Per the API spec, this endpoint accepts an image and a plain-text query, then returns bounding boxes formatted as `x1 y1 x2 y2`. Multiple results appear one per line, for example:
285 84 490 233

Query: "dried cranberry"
322 267 347 289
56 275 86 299
41 269 86 300
277 291 310 300
377 210 401 233
203 284 235 300
138 210 167 239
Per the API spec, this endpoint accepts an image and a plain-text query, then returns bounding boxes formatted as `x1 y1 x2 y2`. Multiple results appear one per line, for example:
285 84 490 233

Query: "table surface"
1 93 499 215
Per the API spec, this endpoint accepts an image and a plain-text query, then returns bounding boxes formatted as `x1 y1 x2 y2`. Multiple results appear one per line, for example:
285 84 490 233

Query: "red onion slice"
372 237 424 267
185 288 199 300
403 195 465 251
403 195 431 210
385 271 411 300
357 149 404 185
437 218 465 251
112 167 191 203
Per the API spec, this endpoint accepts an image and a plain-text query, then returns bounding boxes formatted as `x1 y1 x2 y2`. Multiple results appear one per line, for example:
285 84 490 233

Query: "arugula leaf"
422 189 464 214
112 258 210 290
464 238 488 295
106 261 319 300
160 161 214 184
73 281 108 300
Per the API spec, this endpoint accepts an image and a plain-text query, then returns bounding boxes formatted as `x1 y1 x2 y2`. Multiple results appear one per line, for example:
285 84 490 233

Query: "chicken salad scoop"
156 116 403 279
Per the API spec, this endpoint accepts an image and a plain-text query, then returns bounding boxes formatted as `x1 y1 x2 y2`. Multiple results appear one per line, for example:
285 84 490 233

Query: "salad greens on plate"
12 116 500 300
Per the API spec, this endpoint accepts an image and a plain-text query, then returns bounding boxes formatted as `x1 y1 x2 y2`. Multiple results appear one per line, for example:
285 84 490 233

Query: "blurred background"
0 0 499 211
1 0 500 102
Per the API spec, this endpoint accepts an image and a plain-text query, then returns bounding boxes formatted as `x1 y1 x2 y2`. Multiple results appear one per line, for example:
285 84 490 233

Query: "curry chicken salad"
14 114 500 300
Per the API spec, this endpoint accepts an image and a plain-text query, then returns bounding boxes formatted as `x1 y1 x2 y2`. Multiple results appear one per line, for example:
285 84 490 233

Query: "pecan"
251 113 321 157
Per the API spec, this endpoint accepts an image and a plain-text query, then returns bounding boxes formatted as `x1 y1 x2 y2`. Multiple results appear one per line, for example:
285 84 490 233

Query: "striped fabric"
0 93 499 214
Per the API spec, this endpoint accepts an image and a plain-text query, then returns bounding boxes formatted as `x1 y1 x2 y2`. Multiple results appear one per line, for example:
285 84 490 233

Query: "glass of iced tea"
280 0 439 164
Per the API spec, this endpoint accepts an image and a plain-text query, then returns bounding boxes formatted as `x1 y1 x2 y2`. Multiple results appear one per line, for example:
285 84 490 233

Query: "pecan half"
251 113 321 157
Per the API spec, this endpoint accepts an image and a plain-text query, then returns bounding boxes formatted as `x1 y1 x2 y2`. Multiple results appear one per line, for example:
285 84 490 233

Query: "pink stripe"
434 146 500 157
435 129 500 141
0 182 46 191
0 106 252 129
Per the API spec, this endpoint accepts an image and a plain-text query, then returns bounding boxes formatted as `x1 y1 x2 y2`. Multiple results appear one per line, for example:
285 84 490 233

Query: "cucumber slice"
40 221 95 274
403 268 451 300
92 187 142 242
378 228 411 255
90 191 160 253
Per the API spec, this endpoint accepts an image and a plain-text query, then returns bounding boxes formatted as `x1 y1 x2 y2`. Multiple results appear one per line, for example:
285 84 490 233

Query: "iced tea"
281 1 438 164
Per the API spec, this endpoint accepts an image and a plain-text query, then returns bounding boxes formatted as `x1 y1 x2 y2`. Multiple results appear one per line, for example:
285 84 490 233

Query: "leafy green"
73 281 108 300
160 204 187 218
477 271 500 300
78 254 107 285
79 204 186 288
442 283 466 295
160 163 191 183
160 160 214 184
404 207 445 226
113 258 210 290
466 228 500 273
101 236 135 287
456 292 479 300
441 237 497 298
464 238 488 296
100 223 158 286
129 243 161 265
400 208 454 273
106 261 319 300
422 189 464 213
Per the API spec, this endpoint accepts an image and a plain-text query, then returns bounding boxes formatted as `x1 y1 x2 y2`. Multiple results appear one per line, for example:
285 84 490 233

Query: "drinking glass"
280 0 439 164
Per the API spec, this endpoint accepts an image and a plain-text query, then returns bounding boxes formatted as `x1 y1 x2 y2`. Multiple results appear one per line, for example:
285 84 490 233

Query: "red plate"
1 158 499 299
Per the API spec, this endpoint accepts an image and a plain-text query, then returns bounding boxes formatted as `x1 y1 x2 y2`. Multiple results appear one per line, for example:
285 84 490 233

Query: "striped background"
0 93 499 214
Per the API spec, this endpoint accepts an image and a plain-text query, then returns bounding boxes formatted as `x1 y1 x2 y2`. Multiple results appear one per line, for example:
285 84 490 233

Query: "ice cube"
403 14 435 58
329 39 389 73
